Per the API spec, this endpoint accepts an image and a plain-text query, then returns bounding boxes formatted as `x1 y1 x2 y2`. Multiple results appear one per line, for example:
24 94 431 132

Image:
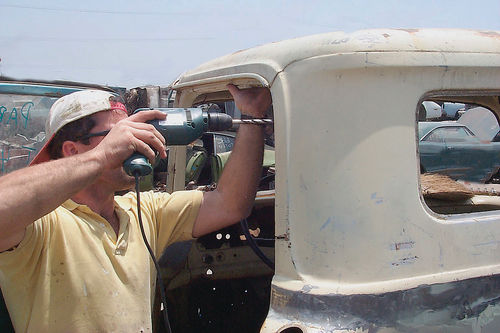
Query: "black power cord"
134 173 172 333
239 218 275 270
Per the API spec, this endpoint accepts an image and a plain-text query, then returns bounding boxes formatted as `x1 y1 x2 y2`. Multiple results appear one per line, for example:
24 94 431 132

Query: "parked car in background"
0 80 124 175
419 121 500 182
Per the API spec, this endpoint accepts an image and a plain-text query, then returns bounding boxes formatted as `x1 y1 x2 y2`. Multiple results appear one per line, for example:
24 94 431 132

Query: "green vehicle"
419 121 500 183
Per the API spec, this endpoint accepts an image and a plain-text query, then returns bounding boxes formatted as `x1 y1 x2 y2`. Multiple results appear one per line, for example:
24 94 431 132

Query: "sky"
1 0 500 88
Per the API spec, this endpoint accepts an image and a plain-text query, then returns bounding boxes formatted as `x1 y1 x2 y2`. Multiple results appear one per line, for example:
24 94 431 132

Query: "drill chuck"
206 112 234 131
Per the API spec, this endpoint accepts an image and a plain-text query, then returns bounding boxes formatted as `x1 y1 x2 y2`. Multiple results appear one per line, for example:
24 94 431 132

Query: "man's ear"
61 141 79 157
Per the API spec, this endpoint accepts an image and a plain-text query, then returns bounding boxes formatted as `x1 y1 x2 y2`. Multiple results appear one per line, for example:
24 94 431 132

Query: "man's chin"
104 168 136 192
117 172 136 190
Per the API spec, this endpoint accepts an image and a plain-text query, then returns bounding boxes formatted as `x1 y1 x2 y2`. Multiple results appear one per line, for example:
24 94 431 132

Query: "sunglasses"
76 130 110 142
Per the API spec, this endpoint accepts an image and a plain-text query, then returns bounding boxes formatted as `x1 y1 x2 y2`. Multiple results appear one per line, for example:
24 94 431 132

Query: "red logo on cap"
110 101 127 113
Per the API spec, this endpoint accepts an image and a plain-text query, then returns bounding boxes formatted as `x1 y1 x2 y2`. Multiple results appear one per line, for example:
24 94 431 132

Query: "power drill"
123 108 272 177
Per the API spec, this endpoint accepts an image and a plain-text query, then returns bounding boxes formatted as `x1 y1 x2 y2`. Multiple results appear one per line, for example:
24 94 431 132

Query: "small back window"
418 97 500 214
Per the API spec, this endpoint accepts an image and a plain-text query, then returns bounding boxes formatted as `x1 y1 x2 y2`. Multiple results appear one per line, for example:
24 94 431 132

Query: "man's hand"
93 110 167 170
227 84 271 118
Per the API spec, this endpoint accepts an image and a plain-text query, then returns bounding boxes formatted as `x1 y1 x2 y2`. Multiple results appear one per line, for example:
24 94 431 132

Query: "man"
0 84 271 332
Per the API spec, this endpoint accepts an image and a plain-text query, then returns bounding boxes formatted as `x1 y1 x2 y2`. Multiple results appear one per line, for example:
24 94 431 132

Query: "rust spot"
271 287 291 308
391 256 418 266
398 28 420 34
276 233 289 241
231 48 249 55
476 30 500 39
391 241 415 251
44 92 64 97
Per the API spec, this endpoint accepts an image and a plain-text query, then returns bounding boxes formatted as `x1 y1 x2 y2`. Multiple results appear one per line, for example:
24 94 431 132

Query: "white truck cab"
170 29 500 332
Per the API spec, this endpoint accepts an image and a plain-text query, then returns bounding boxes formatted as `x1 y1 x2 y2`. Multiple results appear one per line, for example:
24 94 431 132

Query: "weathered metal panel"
264 275 500 332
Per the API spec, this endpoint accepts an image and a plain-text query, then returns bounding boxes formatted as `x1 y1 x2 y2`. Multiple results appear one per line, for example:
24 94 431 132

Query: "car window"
0 94 59 175
423 126 473 142
213 134 235 154
418 97 500 215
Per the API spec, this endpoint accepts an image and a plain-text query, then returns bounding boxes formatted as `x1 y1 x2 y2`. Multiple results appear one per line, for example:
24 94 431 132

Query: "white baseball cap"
30 89 127 165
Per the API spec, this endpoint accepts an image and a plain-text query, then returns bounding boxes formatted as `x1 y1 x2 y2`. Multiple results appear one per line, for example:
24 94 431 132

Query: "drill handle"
123 153 153 177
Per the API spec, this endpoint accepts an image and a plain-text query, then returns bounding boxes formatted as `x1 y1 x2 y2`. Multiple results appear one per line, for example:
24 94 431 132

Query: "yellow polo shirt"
0 190 203 333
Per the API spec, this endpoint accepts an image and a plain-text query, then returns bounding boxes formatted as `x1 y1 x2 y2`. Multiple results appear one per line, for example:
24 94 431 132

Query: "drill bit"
232 118 273 126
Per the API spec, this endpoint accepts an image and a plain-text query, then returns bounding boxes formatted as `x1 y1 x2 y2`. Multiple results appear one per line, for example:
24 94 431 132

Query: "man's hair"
47 115 96 160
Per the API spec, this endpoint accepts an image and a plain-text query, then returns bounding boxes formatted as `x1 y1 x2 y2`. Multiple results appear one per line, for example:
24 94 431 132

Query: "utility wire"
0 36 215 42
0 4 198 16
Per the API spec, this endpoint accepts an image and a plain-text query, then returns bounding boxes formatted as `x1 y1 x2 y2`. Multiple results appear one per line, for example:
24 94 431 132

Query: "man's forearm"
217 124 265 214
193 124 264 237
0 152 104 248
192 84 271 237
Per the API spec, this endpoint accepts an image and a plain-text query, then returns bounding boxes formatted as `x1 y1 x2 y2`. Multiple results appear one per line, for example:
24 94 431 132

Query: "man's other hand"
227 84 271 118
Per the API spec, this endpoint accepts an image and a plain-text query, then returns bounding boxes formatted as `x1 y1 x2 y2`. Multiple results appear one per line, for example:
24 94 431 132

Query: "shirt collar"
114 194 134 212
61 199 79 211
61 194 134 212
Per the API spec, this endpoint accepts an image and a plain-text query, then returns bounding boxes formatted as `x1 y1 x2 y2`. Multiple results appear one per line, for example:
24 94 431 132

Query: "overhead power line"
0 36 215 42
0 4 198 16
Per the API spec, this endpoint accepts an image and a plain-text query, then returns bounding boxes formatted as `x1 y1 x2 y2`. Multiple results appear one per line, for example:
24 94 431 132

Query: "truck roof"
174 29 500 88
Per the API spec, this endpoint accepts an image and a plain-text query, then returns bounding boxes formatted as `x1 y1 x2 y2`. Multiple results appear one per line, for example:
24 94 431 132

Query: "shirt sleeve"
0 212 54 282
146 190 203 256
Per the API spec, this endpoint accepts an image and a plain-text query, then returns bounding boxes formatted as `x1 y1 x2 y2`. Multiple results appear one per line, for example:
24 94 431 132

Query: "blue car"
419 121 500 183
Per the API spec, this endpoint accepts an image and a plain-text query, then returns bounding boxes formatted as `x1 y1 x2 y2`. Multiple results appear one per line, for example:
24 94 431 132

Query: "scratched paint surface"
0 94 57 174
269 274 500 332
